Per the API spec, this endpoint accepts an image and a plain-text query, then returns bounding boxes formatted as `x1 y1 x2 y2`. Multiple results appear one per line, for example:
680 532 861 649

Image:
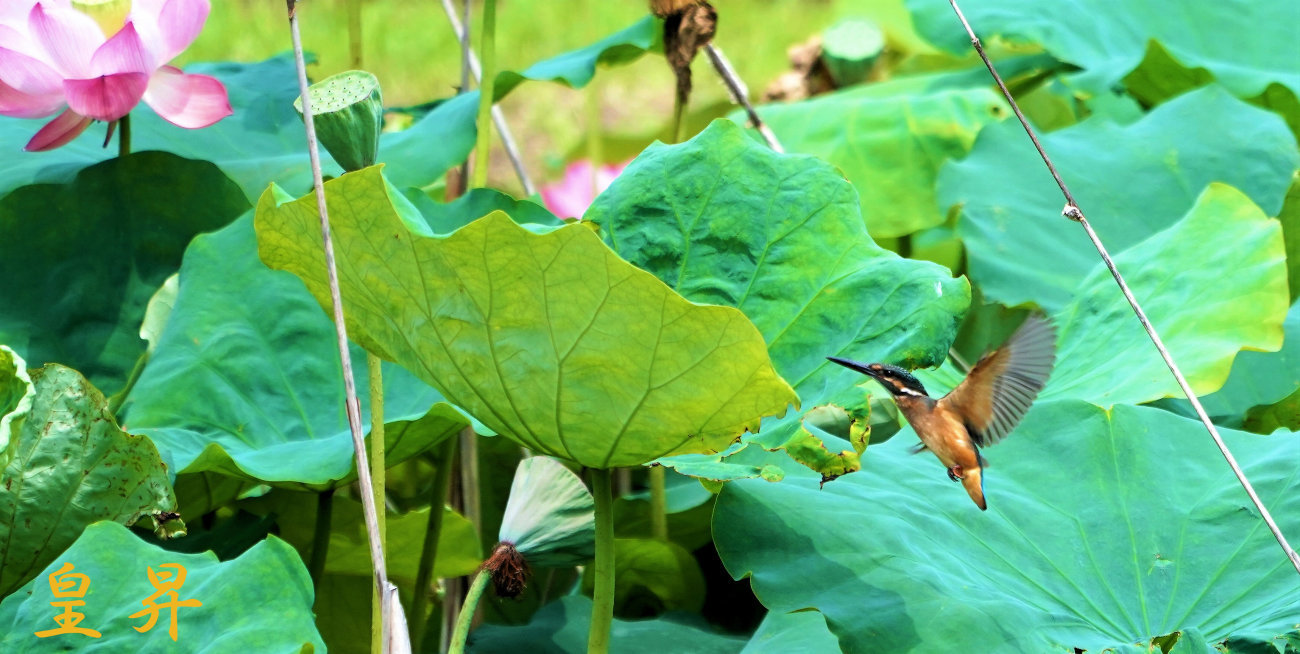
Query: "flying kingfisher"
827 315 1056 510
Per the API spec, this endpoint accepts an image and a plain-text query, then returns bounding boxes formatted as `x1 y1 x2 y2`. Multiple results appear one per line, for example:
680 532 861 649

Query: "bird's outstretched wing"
939 315 1057 447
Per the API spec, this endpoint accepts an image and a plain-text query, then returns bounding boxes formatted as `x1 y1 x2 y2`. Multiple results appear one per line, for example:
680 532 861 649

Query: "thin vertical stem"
648 466 668 541
368 353 386 654
347 0 363 69
587 469 615 654
439 0 535 195
703 44 782 152
946 0 1300 575
308 488 335 593
447 568 491 654
285 4 399 649
117 113 131 158
409 436 457 654
470 0 497 190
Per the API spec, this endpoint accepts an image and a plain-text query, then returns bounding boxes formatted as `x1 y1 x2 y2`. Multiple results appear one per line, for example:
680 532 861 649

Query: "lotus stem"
308 488 335 592
117 113 130 158
285 0 397 642
588 468 615 654
347 0 362 68
368 352 385 654
447 565 491 654
470 0 497 190
409 436 457 653
649 466 668 540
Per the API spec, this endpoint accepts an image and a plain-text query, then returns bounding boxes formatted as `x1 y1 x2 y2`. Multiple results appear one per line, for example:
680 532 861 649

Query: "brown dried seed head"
483 542 531 599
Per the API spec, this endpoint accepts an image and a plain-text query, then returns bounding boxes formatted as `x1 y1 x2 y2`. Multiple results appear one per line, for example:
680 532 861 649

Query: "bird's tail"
962 467 987 511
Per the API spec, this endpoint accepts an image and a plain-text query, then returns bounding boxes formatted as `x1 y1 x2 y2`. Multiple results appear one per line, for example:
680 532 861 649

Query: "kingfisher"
827 315 1057 510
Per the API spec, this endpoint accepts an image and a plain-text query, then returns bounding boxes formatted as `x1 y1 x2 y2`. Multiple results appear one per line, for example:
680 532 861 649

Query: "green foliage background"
0 0 1298 652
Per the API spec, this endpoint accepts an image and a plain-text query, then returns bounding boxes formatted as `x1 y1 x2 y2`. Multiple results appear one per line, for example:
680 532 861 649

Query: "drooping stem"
587 468 615 654
368 353 386 654
409 436 457 654
117 113 131 157
648 466 668 541
347 0 363 68
308 488 336 593
945 0 1300 576
447 567 491 654
285 1 398 643
106 349 147 417
671 92 686 145
470 0 497 190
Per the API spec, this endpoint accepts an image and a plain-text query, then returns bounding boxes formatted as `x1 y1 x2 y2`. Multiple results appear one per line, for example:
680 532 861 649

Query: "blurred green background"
178 0 938 192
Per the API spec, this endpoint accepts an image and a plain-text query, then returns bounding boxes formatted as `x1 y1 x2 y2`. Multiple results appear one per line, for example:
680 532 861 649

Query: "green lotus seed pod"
822 17 884 87
294 70 383 173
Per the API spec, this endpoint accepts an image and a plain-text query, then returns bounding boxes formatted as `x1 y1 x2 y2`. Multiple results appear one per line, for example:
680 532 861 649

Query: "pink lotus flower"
0 0 231 151
540 160 628 219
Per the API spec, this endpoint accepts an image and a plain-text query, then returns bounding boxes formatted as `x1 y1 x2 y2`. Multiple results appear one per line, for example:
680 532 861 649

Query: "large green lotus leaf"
585 120 969 474
467 595 745 654
256 165 796 468
0 522 323 652
907 0 1300 100
493 15 659 99
941 86 1298 311
742 610 841 654
0 152 248 394
713 400 1300 653
405 187 563 235
241 490 481 585
0 364 177 597
736 83 1007 238
121 213 464 488
1043 184 1289 406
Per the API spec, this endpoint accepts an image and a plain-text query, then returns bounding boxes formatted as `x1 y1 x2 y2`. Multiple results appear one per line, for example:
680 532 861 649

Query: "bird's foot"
947 465 964 482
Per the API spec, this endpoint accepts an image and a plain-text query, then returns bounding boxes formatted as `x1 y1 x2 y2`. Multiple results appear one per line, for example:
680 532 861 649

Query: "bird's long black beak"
827 356 878 378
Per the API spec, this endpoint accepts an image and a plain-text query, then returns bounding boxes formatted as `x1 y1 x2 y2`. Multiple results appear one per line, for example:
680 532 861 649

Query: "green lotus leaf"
499 456 594 567
1283 176 1300 304
0 522 324 652
586 120 969 475
1044 183 1289 406
0 345 31 469
256 165 796 468
122 213 464 488
742 610 840 654
0 364 177 597
467 595 745 654
907 0 1300 100
241 490 481 585
713 401 1300 653
735 80 1009 238
493 15 659 100
1182 302 1300 429
405 187 563 236
0 153 248 394
579 538 707 615
139 274 179 357
655 443 784 483
941 86 1298 311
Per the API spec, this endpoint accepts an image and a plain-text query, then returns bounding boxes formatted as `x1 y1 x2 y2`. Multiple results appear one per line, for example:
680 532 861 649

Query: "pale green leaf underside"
256 166 796 468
